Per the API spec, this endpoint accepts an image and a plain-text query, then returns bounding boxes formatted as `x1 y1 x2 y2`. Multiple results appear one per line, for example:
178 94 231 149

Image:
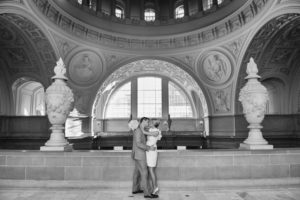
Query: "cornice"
28 0 272 52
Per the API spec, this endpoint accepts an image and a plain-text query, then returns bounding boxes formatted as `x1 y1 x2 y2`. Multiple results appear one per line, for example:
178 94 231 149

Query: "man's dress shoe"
132 190 143 194
144 194 159 198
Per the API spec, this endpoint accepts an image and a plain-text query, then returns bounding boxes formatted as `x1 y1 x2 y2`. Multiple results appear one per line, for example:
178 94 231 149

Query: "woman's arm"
141 128 159 137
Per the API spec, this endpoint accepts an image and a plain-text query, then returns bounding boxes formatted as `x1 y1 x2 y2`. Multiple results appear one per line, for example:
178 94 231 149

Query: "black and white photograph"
0 0 300 199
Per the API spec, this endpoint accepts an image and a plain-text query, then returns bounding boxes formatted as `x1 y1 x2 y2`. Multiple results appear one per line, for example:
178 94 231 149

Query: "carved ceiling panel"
0 13 57 82
171 53 199 70
51 31 78 60
224 34 248 61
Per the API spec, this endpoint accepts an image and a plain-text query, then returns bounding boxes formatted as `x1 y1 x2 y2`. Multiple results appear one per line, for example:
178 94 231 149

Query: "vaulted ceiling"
0 13 57 87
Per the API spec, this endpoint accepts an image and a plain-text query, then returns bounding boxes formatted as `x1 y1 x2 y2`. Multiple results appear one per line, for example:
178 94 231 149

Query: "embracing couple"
131 117 162 199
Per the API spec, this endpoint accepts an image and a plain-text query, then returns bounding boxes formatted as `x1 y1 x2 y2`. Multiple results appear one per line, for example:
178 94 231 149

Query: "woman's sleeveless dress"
146 128 161 167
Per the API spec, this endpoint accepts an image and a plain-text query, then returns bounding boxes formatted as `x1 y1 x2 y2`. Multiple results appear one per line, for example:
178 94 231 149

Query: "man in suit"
132 117 159 198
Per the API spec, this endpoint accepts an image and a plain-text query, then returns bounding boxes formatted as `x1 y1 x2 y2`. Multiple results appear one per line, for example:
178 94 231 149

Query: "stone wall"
209 114 300 138
0 149 299 181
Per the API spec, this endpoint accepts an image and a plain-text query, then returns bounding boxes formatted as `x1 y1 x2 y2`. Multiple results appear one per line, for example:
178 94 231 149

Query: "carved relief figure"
204 54 227 82
59 42 70 57
214 90 230 112
69 51 103 86
76 55 94 79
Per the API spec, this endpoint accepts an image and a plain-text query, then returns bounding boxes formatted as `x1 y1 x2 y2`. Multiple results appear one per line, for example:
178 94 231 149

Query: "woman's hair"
151 118 160 128
140 117 150 123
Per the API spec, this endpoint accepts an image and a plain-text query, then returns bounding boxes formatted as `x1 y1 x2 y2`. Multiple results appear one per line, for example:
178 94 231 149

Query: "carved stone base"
239 143 273 150
40 144 73 152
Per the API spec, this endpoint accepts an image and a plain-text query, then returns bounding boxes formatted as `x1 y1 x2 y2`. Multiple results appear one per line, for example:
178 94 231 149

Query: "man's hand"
148 146 157 151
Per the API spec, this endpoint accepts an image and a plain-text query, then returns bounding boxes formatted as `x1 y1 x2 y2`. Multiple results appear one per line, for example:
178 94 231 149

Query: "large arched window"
105 82 131 118
104 76 194 119
169 81 193 118
144 8 155 21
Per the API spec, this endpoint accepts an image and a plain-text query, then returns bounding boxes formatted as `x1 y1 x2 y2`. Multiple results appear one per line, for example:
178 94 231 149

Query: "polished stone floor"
1 186 300 200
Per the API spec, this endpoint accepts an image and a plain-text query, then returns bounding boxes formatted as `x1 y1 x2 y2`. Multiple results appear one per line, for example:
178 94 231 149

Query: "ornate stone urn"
40 58 74 151
238 58 273 150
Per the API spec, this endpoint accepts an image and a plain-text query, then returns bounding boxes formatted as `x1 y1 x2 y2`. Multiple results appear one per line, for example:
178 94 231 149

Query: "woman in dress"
143 119 162 195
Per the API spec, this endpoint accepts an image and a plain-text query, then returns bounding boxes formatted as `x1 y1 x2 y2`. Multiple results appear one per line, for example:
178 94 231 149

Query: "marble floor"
1 185 300 200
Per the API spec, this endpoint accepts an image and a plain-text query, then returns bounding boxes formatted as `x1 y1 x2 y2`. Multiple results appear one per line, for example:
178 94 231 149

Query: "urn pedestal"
40 58 74 152
238 58 273 150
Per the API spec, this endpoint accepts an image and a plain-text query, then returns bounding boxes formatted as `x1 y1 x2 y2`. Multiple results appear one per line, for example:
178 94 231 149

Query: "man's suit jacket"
132 127 149 160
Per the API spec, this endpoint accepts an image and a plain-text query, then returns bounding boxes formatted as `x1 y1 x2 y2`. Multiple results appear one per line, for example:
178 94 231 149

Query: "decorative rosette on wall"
67 50 104 87
197 50 233 87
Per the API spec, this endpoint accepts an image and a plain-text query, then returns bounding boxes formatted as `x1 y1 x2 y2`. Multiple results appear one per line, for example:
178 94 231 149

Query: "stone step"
1 178 300 190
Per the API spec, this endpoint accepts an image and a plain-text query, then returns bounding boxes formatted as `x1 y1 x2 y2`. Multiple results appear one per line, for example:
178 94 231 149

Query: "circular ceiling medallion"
69 51 103 86
197 51 232 86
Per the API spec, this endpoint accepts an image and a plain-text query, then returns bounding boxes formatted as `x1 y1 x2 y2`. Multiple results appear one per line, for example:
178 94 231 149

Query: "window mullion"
131 78 138 119
162 78 169 119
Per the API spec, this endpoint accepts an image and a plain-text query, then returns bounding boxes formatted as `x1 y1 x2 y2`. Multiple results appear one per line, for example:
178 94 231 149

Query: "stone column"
110 0 116 16
238 58 273 150
96 0 102 12
82 0 89 7
125 0 131 19
198 0 203 12
162 79 169 119
140 0 145 20
184 0 189 16
169 0 174 19
40 58 74 151
212 0 218 7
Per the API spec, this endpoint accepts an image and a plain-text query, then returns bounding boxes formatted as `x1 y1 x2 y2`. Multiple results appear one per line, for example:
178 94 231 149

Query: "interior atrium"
0 0 300 150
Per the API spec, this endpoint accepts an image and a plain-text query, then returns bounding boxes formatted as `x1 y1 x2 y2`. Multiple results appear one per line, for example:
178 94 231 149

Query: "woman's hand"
141 128 159 136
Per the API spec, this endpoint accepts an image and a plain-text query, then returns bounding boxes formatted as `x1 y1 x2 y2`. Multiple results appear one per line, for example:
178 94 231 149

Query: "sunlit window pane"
204 0 213 10
105 82 131 118
175 5 184 19
169 82 193 118
138 77 161 118
115 7 124 19
144 8 155 21
218 0 224 5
